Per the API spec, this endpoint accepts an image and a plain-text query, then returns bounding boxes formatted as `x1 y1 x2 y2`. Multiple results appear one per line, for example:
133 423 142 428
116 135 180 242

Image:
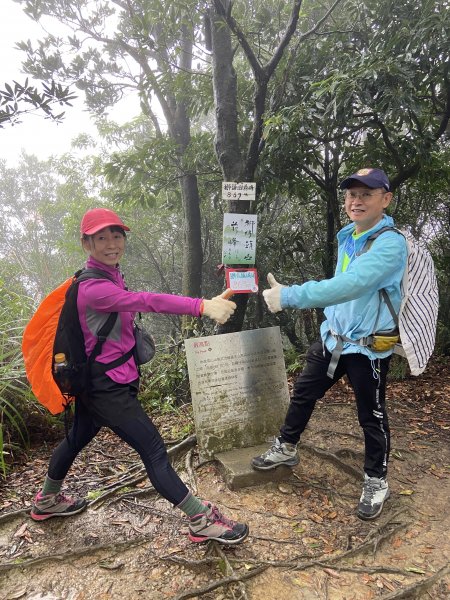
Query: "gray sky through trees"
0 0 139 165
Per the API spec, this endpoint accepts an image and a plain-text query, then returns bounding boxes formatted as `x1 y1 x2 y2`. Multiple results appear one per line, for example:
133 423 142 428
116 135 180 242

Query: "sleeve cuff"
280 287 289 309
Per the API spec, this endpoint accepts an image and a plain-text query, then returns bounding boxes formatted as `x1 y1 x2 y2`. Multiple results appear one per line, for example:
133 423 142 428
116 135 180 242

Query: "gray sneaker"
188 502 249 545
357 474 390 520
251 437 299 471
30 492 88 521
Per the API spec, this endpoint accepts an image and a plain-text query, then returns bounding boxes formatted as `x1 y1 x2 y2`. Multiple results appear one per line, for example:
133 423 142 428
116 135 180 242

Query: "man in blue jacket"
252 168 407 520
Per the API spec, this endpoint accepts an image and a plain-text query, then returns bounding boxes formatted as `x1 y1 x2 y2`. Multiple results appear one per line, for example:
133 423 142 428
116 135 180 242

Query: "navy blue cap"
340 168 390 191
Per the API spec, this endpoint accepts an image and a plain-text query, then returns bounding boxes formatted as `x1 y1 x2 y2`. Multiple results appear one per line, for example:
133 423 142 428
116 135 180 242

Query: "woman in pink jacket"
31 208 248 545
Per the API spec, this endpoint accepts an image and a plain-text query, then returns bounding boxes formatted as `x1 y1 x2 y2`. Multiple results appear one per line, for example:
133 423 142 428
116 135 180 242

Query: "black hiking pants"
47 376 189 506
280 341 392 478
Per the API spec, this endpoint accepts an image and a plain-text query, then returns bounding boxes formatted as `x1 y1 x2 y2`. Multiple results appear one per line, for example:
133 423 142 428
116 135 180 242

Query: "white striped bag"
365 227 439 375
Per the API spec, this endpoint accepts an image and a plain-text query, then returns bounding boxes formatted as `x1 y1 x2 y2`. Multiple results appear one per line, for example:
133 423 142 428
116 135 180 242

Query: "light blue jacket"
280 214 408 359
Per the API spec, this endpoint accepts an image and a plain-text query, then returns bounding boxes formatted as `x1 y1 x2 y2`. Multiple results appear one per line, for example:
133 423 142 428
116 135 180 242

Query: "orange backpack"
22 269 130 415
22 278 73 415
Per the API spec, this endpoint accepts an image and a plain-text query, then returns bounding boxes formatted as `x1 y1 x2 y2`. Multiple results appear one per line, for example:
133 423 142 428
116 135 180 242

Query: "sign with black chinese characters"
185 327 290 459
222 213 257 265
222 182 256 201
225 268 258 293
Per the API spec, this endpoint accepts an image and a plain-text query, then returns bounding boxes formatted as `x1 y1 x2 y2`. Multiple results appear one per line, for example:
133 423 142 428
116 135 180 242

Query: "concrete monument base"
215 445 293 491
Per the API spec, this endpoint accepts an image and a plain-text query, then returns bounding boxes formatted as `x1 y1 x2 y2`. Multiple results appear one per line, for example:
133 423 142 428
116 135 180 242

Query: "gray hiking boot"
30 491 88 521
251 436 299 471
357 474 390 520
188 502 249 545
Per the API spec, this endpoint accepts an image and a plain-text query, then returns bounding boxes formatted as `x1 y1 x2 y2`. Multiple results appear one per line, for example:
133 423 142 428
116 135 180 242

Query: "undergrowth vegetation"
0 302 31 476
139 341 190 410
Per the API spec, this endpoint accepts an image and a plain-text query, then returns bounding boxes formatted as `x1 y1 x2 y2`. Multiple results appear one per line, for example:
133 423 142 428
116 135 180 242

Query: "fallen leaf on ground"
308 512 324 523
380 577 396 592
278 483 293 494
13 523 28 538
323 567 341 578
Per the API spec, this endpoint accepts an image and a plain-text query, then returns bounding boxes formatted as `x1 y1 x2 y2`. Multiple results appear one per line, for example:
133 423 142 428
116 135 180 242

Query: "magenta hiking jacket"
77 256 202 384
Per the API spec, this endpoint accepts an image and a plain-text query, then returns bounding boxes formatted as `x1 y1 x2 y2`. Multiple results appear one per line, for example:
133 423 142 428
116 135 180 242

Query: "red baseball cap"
80 208 130 236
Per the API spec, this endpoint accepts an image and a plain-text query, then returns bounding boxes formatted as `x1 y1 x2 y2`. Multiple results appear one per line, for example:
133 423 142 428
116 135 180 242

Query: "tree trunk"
209 0 303 332
169 25 203 299
209 2 249 332
209 5 242 181
180 171 203 298
323 190 336 279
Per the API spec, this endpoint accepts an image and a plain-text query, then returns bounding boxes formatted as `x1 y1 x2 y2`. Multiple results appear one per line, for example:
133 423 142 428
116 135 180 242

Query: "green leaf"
406 567 427 575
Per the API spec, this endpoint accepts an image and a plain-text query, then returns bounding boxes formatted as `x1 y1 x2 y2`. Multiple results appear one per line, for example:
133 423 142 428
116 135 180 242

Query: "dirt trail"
1 359 449 599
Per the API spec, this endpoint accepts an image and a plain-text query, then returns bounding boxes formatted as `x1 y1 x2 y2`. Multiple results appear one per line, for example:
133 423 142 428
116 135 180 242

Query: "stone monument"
185 326 291 487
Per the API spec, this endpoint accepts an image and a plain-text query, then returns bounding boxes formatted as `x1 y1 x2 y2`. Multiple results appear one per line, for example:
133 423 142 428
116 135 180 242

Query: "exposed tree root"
185 447 197 495
334 448 364 461
88 473 148 508
171 564 268 600
363 507 409 553
310 562 415 577
94 463 143 490
120 498 182 522
379 562 450 599
161 555 221 567
323 522 408 564
286 512 409 571
315 429 364 441
0 535 151 573
107 486 158 504
89 434 197 508
167 434 197 458
0 508 30 525
250 534 311 545
163 552 319 570
289 472 356 499
299 442 362 480
212 542 249 600
161 552 417 596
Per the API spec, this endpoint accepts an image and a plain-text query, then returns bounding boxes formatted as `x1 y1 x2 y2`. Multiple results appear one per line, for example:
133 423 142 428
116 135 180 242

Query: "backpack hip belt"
327 328 399 379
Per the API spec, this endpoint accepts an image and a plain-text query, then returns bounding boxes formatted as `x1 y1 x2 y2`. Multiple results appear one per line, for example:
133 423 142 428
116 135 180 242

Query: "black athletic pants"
280 341 391 478
47 395 189 506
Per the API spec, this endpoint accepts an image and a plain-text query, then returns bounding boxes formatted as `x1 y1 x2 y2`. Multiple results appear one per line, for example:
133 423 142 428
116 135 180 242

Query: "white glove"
262 273 285 313
202 289 237 324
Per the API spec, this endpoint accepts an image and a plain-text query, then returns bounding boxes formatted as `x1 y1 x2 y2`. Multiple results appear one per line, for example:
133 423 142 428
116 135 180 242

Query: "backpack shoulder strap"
75 267 116 284
361 226 404 254
359 226 404 327
380 289 399 327
71 268 119 362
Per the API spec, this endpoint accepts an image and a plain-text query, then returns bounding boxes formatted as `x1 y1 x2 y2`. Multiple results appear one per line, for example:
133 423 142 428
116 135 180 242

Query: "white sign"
222 182 256 201
225 268 258 293
222 213 257 265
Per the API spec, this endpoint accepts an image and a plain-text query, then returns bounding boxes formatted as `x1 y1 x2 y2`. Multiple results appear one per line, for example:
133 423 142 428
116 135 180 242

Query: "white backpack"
366 227 439 375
